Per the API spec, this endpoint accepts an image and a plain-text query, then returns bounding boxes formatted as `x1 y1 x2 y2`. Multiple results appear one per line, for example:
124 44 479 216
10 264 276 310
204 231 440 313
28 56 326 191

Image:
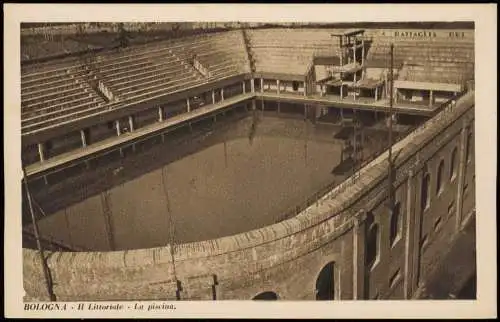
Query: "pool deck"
25 91 437 178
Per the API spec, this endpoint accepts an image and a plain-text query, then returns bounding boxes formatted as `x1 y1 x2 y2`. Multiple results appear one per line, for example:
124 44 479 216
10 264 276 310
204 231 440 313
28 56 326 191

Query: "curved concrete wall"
23 91 475 301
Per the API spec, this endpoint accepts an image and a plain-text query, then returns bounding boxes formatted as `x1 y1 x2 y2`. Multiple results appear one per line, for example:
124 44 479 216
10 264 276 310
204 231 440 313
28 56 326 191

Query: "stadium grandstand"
21 22 476 302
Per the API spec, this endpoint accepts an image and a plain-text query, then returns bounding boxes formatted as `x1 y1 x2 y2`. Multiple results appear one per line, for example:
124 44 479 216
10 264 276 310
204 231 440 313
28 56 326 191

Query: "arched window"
365 212 379 269
450 147 458 180
421 167 431 211
389 201 402 246
252 291 278 300
315 262 336 300
436 160 445 195
466 132 473 163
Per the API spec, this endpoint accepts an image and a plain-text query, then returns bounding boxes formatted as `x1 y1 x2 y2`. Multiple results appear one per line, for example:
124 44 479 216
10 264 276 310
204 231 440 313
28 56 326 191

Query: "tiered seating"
248 29 341 75
21 66 106 132
91 44 201 101
398 62 474 84
365 37 474 85
364 42 405 68
21 31 252 133
20 28 475 135
365 31 474 65
168 30 250 80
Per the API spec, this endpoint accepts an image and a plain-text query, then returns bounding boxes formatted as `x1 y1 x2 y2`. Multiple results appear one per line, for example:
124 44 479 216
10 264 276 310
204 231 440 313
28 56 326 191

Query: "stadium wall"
22 90 475 301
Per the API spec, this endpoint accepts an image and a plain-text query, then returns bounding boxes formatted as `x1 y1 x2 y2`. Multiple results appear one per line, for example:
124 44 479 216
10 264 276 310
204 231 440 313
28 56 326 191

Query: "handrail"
274 89 471 224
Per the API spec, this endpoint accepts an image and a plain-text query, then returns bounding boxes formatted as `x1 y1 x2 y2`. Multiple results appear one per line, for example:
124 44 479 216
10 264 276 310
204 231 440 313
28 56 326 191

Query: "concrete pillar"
361 40 365 67
320 84 324 97
115 120 121 136
277 80 280 95
277 101 281 113
242 81 246 94
394 88 398 104
221 88 224 101
340 44 343 66
37 143 45 162
340 84 343 99
212 90 215 104
304 81 307 97
158 106 163 122
455 121 468 230
80 129 87 148
403 170 415 299
187 98 191 112
251 78 255 93
128 115 134 132
375 86 378 101
352 210 367 300
352 211 363 300
353 40 357 64
385 72 388 98
429 90 434 108
260 78 264 93
411 172 425 290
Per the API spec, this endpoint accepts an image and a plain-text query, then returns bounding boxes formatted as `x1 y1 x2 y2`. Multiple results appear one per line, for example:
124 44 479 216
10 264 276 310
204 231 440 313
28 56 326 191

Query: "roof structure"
394 80 463 92
330 29 365 38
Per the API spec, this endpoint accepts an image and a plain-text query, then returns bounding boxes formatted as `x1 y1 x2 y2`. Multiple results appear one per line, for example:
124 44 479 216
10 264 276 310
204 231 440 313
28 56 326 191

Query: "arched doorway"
315 261 336 300
252 291 278 300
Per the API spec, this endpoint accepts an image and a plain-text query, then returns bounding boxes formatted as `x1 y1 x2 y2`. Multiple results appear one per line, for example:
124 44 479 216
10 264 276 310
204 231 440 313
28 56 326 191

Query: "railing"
273 89 472 224
98 80 115 101
241 28 256 73
192 56 210 78
274 179 340 223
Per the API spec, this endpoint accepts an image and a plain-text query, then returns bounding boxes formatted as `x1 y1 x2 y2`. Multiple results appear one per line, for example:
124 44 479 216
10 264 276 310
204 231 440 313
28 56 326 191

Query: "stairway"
78 62 117 103
241 28 256 73
168 48 205 81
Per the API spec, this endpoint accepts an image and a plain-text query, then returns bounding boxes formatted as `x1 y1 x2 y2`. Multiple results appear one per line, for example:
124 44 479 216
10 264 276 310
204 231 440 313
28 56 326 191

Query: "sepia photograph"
4 3 497 319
